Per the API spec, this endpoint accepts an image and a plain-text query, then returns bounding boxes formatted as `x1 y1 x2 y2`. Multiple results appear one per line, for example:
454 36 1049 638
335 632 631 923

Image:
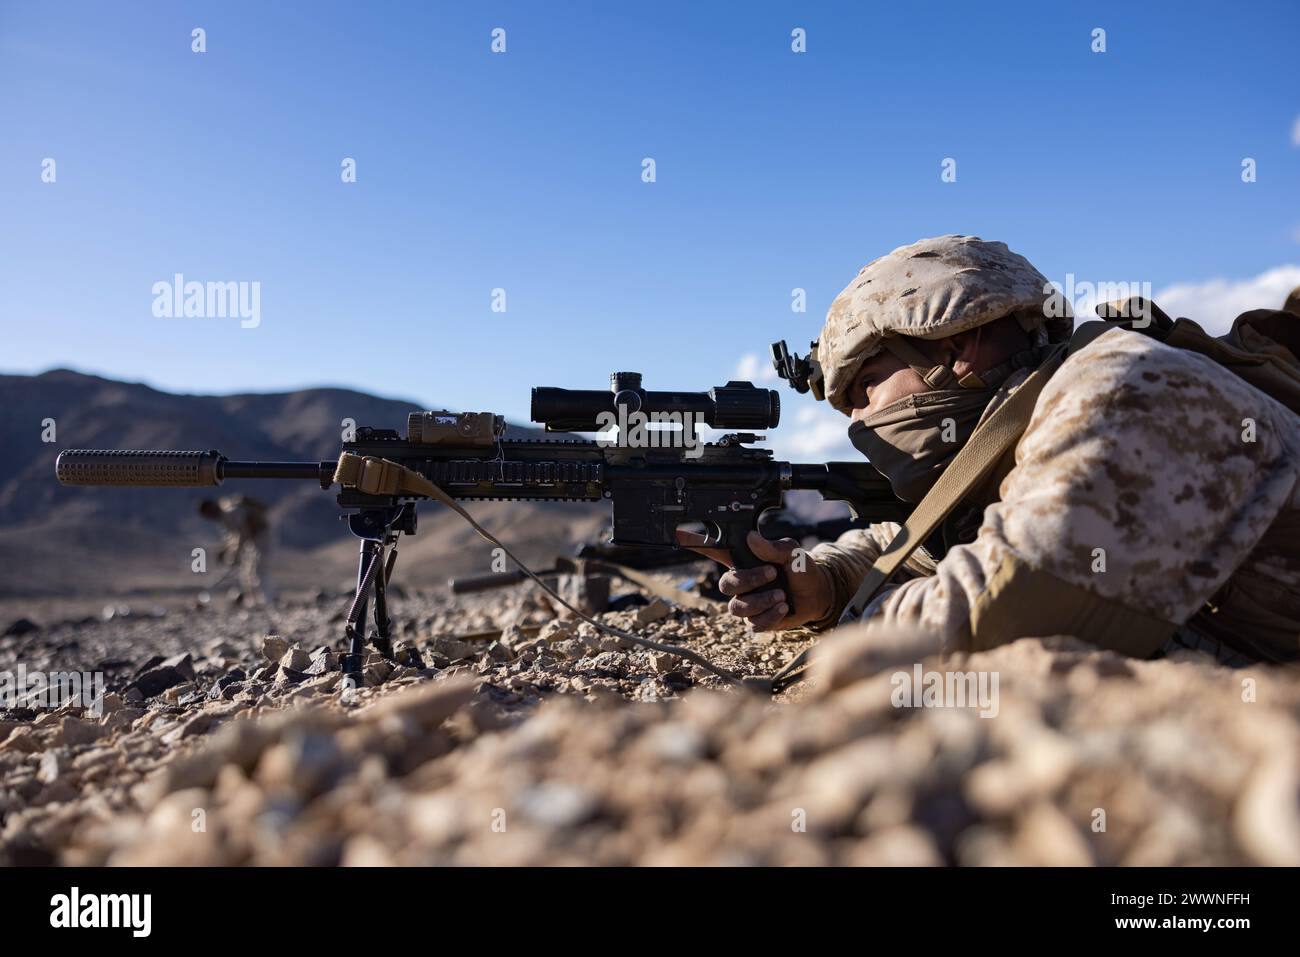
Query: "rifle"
55 372 906 686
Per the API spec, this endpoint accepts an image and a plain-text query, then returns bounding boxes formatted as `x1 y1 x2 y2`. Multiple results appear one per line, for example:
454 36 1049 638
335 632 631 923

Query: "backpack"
1092 297 1300 417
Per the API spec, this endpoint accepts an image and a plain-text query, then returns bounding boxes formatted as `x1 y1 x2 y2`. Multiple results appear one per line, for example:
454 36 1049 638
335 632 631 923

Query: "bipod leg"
341 538 383 688
373 542 426 669
370 536 396 661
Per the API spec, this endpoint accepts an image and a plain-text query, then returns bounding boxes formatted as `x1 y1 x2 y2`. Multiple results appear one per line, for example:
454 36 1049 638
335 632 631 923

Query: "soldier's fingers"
746 531 799 565
674 528 734 567
748 601 790 632
728 588 785 618
718 564 778 596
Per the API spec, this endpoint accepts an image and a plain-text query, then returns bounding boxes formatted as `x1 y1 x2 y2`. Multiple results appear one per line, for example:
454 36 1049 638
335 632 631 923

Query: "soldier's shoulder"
1046 326 1288 411
1056 326 1213 383
1025 326 1300 454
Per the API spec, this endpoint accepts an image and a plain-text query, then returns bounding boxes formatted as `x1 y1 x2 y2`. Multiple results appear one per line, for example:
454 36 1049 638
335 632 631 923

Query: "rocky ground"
2 572 1299 866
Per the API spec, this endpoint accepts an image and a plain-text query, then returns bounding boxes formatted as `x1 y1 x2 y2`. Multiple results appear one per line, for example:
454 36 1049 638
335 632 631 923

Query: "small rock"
126 663 190 699
0 727 40 753
304 652 337 676
634 599 672 626
429 635 475 661
646 651 675 675
361 677 474 728
550 639 585 660
89 691 123 717
262 635 290 663
538 619 576 643
518 782 599 828
3 618 39 637
37 751 64 784
279 647 312 673
61 717 104 747
163 682 197 704
588 652 629 677
160 653 196 683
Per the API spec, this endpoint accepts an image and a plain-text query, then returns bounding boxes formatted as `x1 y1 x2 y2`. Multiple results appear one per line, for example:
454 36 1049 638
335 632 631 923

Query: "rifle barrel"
56 450 331 488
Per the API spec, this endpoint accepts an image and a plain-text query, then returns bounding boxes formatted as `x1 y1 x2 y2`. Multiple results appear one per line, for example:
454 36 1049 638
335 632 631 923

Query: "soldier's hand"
674 529 833 631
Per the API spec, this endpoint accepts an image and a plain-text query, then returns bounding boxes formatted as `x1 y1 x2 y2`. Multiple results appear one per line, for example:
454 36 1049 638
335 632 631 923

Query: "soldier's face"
846 351 932 422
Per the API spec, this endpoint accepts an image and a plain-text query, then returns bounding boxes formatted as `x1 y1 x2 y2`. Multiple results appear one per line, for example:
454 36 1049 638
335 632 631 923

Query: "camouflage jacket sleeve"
851 329 1300 655
805 523 936 630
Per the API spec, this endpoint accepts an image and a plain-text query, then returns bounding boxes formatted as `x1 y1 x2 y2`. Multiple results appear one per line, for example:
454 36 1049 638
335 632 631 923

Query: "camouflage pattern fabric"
809 328 1300 662
818 235 1072 412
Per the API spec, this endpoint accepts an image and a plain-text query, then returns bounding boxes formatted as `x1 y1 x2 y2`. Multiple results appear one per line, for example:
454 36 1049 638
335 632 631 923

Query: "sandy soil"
2 574 1299 866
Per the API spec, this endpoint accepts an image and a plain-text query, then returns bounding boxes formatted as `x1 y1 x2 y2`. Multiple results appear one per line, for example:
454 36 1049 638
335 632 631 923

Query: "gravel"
1 581 1298 866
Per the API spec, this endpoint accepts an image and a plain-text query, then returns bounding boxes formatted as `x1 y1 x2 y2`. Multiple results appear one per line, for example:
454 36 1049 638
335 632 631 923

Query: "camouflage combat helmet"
818 235 1073 412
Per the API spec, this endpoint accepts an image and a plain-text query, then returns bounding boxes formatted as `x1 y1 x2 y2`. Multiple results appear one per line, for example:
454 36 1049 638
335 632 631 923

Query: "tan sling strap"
768 339 1075 692
331 451 748 685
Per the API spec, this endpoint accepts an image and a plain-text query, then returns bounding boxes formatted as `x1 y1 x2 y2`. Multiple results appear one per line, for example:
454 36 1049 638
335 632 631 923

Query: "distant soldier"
198 494 275 606
1284 284 1300 316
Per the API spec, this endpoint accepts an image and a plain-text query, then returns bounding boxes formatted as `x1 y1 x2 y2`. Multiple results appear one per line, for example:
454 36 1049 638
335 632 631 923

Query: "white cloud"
779 403 857 460
734 352 778 383
1154 264 1300 336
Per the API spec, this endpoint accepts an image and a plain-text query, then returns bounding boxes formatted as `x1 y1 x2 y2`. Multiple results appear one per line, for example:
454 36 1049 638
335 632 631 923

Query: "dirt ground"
2 573 1299 866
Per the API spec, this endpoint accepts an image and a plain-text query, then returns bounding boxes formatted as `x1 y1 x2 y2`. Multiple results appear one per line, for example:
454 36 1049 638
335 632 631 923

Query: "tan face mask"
847 387 996 502
844 334 1038 502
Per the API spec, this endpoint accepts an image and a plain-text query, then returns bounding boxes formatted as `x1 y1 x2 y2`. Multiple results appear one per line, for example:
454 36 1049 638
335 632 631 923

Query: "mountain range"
0 370 606 600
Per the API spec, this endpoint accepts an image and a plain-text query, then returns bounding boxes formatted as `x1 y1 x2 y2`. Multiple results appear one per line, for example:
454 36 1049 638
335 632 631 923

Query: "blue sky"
2 0 1298 457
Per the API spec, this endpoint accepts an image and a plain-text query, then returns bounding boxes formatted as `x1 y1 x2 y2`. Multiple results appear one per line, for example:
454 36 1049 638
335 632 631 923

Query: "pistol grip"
726 526 794 618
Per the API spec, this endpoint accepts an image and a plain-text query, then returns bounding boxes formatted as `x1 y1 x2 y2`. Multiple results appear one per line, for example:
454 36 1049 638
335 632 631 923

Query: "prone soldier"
683 236 1300 665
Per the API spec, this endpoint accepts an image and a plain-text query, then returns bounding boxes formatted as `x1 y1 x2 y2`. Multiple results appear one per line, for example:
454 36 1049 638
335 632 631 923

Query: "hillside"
0 370 606 600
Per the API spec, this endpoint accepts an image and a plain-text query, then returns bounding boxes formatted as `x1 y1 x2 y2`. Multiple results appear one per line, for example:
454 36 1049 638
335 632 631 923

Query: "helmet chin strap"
880 335 972 390
881 327 1031 392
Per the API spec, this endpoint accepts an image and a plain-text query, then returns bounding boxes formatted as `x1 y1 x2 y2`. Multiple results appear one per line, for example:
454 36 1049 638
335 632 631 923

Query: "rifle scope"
531 372 781 433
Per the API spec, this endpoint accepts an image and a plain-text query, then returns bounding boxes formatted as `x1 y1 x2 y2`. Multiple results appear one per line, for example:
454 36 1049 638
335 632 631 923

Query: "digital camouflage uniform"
807 237 1300 663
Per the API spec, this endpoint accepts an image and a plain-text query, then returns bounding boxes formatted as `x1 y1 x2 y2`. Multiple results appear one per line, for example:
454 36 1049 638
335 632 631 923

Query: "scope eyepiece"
531 372 781 433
